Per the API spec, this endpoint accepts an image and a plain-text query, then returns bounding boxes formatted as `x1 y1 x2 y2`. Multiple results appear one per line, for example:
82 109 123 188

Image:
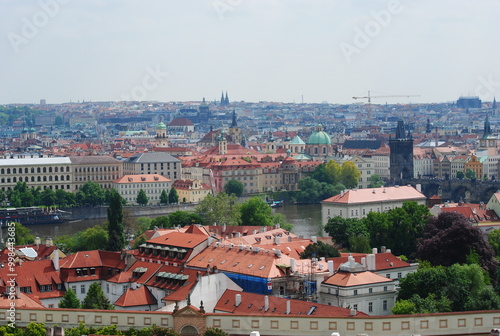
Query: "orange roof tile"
322 186 425 204
147 231 208 248
323 270 393 287
214 289 367 317
114 285 157 307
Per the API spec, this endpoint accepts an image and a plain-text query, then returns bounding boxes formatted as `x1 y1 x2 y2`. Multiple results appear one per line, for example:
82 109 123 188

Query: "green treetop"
82 282 114 310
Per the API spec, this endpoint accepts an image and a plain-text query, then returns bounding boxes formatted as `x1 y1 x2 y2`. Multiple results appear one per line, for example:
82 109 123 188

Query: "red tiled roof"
322 186 425 204
147 231 208 248
214 289 367 317
114 285 157 307
114 174 171 184
168 118 194 126
323 270 393 287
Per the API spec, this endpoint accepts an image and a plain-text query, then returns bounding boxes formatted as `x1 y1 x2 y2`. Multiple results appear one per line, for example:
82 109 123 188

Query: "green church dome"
307 125 331 145
157 121 166 129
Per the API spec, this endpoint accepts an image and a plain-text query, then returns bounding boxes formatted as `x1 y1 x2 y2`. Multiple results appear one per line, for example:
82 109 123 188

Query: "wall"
5 307 499 336
61 204 197 220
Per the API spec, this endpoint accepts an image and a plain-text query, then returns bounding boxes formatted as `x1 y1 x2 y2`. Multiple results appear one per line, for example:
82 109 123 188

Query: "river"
11 203 323 240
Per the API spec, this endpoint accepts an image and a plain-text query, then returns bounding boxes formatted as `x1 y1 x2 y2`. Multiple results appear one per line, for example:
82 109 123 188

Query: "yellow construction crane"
352 91 420 119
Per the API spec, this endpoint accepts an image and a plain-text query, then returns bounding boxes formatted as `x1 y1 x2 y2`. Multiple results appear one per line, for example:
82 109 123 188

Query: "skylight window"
248 264 253 268
259 266 265 270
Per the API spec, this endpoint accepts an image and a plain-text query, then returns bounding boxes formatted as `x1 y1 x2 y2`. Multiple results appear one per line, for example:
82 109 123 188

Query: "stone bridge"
397 178 500 203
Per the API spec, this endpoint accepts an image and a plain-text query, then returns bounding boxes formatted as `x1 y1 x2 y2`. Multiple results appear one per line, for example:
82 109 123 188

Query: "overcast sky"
1 0 499 105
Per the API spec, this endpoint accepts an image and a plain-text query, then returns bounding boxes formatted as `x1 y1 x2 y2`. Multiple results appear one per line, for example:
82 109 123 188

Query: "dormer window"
76 269 82 277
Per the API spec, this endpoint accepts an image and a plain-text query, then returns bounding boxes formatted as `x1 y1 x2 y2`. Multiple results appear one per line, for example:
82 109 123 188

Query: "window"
40 284 53 292
123 285 128 293
353 304 358 310
368 302 373 312
106 284 109 293
71 286 76 293
353 289 358 295
386 274 390 279
369 288 373 293
383 300 388 311
384 286 388 292
397 272 402 279
81 285 85 294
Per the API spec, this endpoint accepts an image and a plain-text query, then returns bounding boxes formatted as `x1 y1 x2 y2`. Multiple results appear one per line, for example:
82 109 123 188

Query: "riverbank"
61 204 197 220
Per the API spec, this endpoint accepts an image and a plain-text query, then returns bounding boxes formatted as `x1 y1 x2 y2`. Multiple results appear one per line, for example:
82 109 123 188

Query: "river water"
13 203 323 240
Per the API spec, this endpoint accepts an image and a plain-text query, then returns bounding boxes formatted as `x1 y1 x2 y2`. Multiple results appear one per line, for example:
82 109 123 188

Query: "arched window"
31 168 34 173
37 176 41 181
12 168 16 174
49 176 52 181
43 176 47 181
323 147 326 154
43 167 46 173
66 167 70 172
24 177 28 182
66 175 70 181
37 168 41 173
6 168 10 174
24 168 28 174
49 167 52 173
55 176 58 181
314 147 318 154
55 167 58 173
0 169 3 174
31 176 34 182
12 177 16 182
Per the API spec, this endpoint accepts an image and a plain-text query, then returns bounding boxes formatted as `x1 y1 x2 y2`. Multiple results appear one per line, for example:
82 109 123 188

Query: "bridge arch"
422 182 441 198
451 186 471 203
482 186 499 203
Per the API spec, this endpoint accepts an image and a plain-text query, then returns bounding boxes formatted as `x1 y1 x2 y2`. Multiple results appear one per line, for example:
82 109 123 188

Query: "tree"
418 212 497 276
24 322 46 336
82 282 114 310
136 189 149 206
77 181 106 205
202 327 228 336
456 171 465 179
195 192 240 226
238 197 273 226
271 213 293 232
10 222 35 245
348 234 372 253
465 169 477 180
296 177 345 204
168 187 179 204
324 216 368 249
367 174 384 188
224 180 244 197
160 189 169 204
55 225 109 253
59 287 80 308
150 216 170 229
167 211 203 227
106 189 125 251
488 229 500 257
40 188 56 207
325 160 342 184
300 241 339 259
340 161 361 189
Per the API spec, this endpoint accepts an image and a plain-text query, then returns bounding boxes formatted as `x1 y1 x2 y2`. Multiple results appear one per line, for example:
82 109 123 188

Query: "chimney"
386 249 391 254
222 223 226 233
259 226 265 233
253 229 257 235
18 259 22 266
250 332 260 336
348 256 355 269
52 249 60 271
372 247 378 254
350 308 356 316
361 257 366 268
235 294 241 307
274 237 280 245
288 236 292 242
327 260 334 276
311 236 317 243
381 246 386 253
285 300 291 314
416 183 422 192
15 285 20 299
274 249 282 257
290 258 295 273
46 238 53 247
264 295 269 311
367 254 376 271
35 237 41 247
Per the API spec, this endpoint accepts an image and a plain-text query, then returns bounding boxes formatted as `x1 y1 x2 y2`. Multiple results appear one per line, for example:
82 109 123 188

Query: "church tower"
426 119 432 134
479 115 497 155
155 119 169 148
218 129 227 155
266 130 276 153
389 120 414 180
228 110 242 145
198 97 211 122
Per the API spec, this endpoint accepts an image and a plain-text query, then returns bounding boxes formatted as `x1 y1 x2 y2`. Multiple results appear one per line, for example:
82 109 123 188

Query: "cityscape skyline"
1 0 499 105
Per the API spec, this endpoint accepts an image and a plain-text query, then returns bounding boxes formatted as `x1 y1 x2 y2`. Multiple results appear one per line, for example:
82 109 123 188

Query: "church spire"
225 91 229 105
230 110 238 127
220 91 225 105
483 115 492 138
395 120 407 139
493 97 497 110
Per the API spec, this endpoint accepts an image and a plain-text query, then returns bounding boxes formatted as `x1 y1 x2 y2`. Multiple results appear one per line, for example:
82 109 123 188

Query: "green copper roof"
290 135 305 145
157 121 167 129
307 130 331 145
